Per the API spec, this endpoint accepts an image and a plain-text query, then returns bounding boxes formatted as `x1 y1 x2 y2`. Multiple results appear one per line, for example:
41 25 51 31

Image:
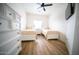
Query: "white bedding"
42 29 59 40
21 29 36 41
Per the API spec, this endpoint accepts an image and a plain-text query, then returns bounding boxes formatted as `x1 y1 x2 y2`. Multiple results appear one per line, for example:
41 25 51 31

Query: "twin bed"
21 29 60 41
42 29 59 40
21 29 36 41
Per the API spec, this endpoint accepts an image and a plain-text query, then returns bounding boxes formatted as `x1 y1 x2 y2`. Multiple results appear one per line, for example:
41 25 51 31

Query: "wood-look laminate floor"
19 34 69 55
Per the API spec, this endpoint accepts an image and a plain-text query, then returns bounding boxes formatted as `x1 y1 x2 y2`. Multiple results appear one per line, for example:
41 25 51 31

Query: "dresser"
0 4 21 55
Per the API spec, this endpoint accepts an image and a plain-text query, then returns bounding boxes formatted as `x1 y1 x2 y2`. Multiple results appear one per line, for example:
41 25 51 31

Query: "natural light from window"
34 20 42 29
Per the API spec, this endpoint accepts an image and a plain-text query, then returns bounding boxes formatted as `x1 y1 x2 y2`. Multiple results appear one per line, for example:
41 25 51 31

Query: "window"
34 20 42 29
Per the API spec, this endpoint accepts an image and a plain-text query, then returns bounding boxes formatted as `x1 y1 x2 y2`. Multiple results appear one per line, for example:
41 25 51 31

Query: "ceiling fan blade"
43 7 46 11
37 3 53 12
44 4 53 6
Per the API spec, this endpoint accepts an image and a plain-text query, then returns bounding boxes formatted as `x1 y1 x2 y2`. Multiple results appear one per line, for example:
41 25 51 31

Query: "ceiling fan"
37 3 53 11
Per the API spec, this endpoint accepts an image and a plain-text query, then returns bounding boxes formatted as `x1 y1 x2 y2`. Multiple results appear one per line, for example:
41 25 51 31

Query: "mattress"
42 29 52 36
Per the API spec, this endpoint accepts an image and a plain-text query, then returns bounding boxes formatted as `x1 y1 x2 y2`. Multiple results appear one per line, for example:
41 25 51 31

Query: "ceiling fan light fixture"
37 3 53 12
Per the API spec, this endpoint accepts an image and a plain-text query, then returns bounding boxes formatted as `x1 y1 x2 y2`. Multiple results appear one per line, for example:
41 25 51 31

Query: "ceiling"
7 3 67 16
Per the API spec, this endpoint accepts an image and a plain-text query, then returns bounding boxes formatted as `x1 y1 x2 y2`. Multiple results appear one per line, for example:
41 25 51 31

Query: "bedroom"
0 3 79 55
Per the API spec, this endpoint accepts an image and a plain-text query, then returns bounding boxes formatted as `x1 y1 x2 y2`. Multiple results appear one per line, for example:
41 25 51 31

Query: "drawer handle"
18 46 20 49
0 23 2 25
17 40 19 41
17 46 19 48
17 32 20 34
9 13 12 15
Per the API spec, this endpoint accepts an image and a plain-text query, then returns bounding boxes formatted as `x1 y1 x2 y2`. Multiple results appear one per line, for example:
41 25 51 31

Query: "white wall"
49 13 66 33
49 4 67 33
48 4 67 42
72 4 79 54
66 14 76 54
26 12 49 29
66 4 79 54
20 11 27 30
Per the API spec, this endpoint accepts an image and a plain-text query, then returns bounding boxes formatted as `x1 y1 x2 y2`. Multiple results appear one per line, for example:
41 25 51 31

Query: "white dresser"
0 4 21 55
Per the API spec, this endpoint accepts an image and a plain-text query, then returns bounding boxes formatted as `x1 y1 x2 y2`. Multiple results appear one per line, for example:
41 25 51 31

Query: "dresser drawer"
0 41 21 55
0 32 19 45
21 35 36 40
8 42 21 55
0 36 21 52
47 34 59 39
